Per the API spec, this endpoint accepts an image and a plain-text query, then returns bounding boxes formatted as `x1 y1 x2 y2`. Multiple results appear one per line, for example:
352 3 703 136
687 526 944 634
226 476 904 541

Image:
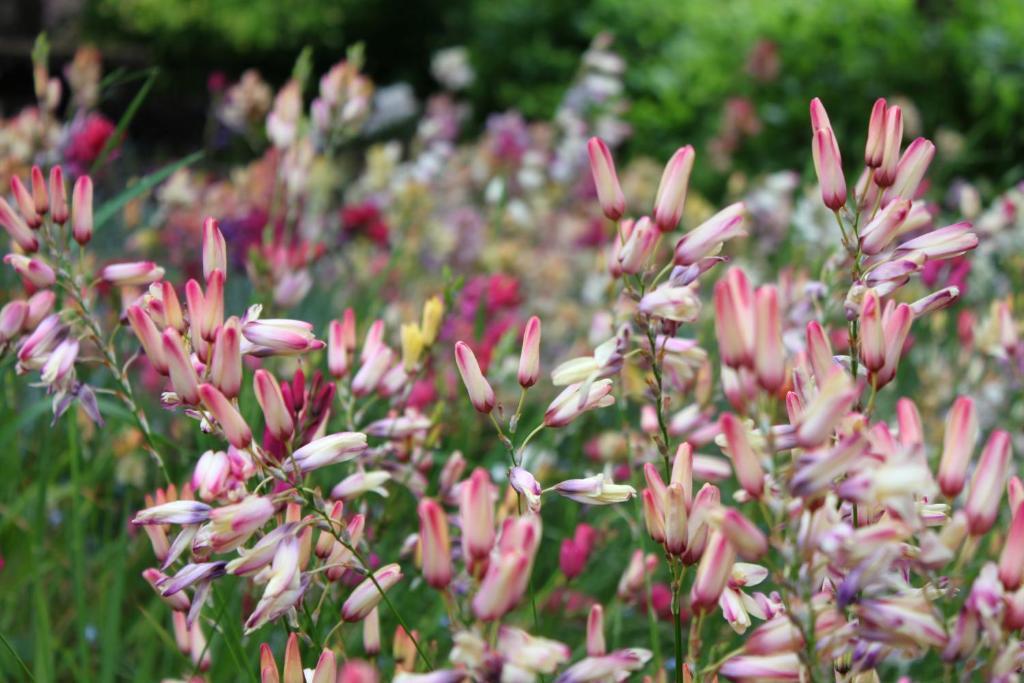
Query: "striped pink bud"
30 166 48 216
518 315 541 388
716 507 768 560
859 289 885 372
875 302 914 388
544 379 615 428
342 564 403 622
209 317 242 398
720 653 804 681
587 137 626 220
642 488 666 544
328 319 350 378
713 267 755 369
253 369 295 442
0 197 38 252
0 300 28 342
587 604 606 656
24 290 55 329
162 328 201 404
809 99 845 211
671 442 694 504
744 616 805 655
418 498 452 589
965 429 1012 535
340 308 357 351
674 201 746 267
615 216 659 274
351 344 392 397
11 175 40 227
454 341 495 413
460 468 495 562
859 198 910 255
721 413 764 498
804 320 836 384
864 98 887 168
198 383 253 449
100 261 164 286
937 396 978 498
71 175 93 244
897 397 924 448
5 254 54 288
49 167 67 224
795 367 858 448
201 217 227 282
664 482 688 555
287 432 367 473
883 137 935 204
895 221 978 261
126 305 168 374
690 529 736 612
999 503 1024 590
132 500 212 525
753 285 784 392
242 318 320 355
910 286 960 317
192 450 230 501
652 145 695 232
874 105 903 187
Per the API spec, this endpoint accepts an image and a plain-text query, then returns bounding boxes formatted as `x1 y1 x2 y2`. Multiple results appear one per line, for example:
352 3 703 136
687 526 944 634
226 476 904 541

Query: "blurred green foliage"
82 0 1024 188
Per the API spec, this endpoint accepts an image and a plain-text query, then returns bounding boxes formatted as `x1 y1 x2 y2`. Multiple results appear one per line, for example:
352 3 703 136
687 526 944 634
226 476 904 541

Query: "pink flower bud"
544 379 615 427
192 450 230 501
351 344 393 397
690 530 736 612
17 314 62 366
859 289 885 373
342 564 403 622
674 202 747 267
721 413 764 498
418 498 452 589
243 318 320 355
517 315 541 388
132 500 212 525
864 98 887 168
664 482 689 555
716 507 767 560
883 137 935 204
859 198 910 255
641 488 666 544
209 317 242 398
0 197 39 252
875 301 914 388
0 300 27 343
201 217 227 282
126 305 167 374
328 319 350 378
638 284 702 323
587 137 626 220
896 398 924 448
162 328 201 404
753 285 785 392
5 254 54 288
965 430 1012 535
203 271 225 339
41 338 78 386
510 467 543 513
254 369 295 442
199 383 253 449
142 568 191 612
72 176 93 245
1010 476 1024 511
714 267 755 369
587 604 606 656
875 106 904 187
29 166 47 216
653 145 695 231
454 341 495 413
796 367 858 448
460 468 495 562
11 175 40 228
281 632 302 683
49 167 68 224
362 609 380 656
999 503 1024 590
473 552 530 621
910 286 959 317
895 221 978 261
809 99 845 211
288 432 367 473
937 396 978 498
616 216 659 274
311 649 337 683
804 320 836 384
720 653 804 681
100 261 164 287
24 290 55 330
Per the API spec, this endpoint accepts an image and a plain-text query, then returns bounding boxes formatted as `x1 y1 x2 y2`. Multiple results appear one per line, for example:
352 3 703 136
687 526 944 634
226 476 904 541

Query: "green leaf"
90 67 160 174
94 150 204 230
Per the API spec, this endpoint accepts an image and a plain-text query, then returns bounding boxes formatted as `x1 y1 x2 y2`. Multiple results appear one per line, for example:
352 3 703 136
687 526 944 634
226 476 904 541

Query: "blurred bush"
80 0 1024 190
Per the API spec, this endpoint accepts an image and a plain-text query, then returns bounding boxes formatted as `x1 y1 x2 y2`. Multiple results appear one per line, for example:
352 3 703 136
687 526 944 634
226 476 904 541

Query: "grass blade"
94 150 205 230
90 67 159 174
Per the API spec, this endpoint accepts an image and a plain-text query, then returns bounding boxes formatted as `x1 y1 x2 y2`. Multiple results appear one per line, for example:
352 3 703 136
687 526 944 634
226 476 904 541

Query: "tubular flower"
454 341 495 413
544 379 615 427
652 145 695 232
552 473 636 505
341 564 403 622
417 498 452 589
586 137 626 220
